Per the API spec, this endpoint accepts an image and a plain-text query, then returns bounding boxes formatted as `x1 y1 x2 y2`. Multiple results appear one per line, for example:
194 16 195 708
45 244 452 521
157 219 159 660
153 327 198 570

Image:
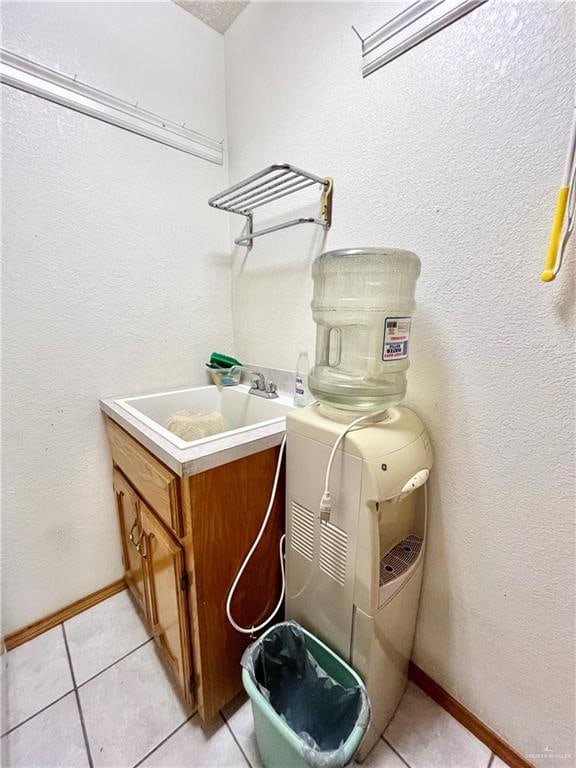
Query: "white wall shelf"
0 48 224 164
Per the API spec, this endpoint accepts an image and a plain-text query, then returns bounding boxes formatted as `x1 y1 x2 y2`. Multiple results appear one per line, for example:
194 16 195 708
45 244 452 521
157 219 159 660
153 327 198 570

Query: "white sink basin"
115 384 293 449
101 383 295 476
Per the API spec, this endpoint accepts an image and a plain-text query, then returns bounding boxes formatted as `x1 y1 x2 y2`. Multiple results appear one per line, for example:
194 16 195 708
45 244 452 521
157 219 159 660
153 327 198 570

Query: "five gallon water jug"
308 248 421 412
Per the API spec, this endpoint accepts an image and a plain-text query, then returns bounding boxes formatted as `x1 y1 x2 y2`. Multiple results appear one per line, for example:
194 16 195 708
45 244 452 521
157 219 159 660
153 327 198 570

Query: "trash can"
241 621 370 768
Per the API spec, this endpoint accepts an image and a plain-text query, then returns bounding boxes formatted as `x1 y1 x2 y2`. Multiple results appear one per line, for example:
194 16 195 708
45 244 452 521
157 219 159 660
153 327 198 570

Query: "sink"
101 383 295 476
115 384 293 449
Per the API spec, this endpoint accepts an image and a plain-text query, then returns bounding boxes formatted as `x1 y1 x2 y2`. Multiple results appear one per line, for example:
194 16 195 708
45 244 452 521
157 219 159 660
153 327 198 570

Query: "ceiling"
173 1 249 34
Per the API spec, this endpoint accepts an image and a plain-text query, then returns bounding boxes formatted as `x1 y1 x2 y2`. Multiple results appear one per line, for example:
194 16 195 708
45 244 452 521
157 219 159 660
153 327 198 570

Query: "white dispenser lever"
389 468 430 504
401 469 429 495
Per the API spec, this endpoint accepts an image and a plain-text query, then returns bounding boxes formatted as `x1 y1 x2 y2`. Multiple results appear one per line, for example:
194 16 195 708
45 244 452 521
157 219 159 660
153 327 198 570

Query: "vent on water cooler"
290 502 314 561
290 501 348 586
379 534 423 588
319 522 347 586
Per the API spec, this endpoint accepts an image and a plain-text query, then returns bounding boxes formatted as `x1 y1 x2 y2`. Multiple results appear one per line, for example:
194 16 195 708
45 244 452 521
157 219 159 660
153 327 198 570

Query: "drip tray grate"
379 534 423 587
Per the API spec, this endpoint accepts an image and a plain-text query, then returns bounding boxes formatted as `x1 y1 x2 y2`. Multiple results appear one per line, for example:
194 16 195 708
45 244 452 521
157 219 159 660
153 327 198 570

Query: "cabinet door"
113 469 148 617
139 502 192 703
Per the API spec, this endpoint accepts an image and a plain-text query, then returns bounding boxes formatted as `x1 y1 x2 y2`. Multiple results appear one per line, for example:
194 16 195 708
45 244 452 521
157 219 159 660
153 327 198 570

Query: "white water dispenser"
286 246 432 761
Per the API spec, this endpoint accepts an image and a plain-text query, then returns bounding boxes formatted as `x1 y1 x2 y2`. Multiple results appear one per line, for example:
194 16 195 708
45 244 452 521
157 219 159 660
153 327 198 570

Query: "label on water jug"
382 317 411 360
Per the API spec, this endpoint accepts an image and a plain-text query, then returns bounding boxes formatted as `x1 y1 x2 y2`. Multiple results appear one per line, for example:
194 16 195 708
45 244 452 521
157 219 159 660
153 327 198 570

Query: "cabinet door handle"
129 520 145 555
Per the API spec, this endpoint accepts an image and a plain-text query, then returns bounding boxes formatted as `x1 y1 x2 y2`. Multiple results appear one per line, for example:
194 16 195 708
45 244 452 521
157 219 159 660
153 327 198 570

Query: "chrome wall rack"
208 163 333 249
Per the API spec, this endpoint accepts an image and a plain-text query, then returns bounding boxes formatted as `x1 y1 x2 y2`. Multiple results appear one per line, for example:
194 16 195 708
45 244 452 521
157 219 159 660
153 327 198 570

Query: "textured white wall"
2 2 233 634
224 1 575 763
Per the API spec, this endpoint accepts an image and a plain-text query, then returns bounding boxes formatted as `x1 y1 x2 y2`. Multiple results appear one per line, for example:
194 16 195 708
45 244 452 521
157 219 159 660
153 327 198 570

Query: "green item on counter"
209 352 242 370
206 363 242 387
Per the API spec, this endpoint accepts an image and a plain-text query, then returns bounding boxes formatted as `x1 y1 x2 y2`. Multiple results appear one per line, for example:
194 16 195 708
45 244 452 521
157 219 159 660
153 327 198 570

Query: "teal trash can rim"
241 620 370 768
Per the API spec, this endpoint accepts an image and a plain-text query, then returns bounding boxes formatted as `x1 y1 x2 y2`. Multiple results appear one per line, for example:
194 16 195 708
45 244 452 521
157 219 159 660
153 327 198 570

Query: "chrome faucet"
244 369 279 399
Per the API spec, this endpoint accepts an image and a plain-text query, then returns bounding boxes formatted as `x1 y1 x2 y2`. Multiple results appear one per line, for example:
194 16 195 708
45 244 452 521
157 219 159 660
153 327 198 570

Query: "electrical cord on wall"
226 434 287 635
320 409 388 523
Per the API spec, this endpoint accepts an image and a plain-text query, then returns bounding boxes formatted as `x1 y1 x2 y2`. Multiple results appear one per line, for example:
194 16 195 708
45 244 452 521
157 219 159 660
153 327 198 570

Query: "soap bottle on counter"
294 351 313 407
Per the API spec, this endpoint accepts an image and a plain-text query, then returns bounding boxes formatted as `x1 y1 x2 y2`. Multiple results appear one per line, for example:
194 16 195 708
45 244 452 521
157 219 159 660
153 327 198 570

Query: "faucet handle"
267 381 277 394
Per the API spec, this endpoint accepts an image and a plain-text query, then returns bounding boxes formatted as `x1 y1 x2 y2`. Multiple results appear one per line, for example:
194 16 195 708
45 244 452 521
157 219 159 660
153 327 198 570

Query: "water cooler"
285 248 433 760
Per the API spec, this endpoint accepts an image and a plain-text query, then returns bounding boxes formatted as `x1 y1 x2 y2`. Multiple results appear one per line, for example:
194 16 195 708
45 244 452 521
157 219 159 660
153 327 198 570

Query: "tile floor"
2 591 505 768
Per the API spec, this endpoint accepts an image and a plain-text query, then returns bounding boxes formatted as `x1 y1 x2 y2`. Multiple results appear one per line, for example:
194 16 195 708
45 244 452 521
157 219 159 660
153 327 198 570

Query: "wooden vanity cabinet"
105 417 284 720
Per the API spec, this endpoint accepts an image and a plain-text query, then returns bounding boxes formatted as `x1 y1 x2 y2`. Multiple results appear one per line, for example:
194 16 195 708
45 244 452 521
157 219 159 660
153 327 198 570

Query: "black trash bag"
241 621 370 767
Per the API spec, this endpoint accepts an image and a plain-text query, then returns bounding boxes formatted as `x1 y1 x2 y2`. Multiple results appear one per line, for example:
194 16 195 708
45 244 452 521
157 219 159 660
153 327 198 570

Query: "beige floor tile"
385 682 491 768
2 692 88 768
4 626 73 732
140 713 248 767
79 642 189 767
65 590 150 684
222 692 263 768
